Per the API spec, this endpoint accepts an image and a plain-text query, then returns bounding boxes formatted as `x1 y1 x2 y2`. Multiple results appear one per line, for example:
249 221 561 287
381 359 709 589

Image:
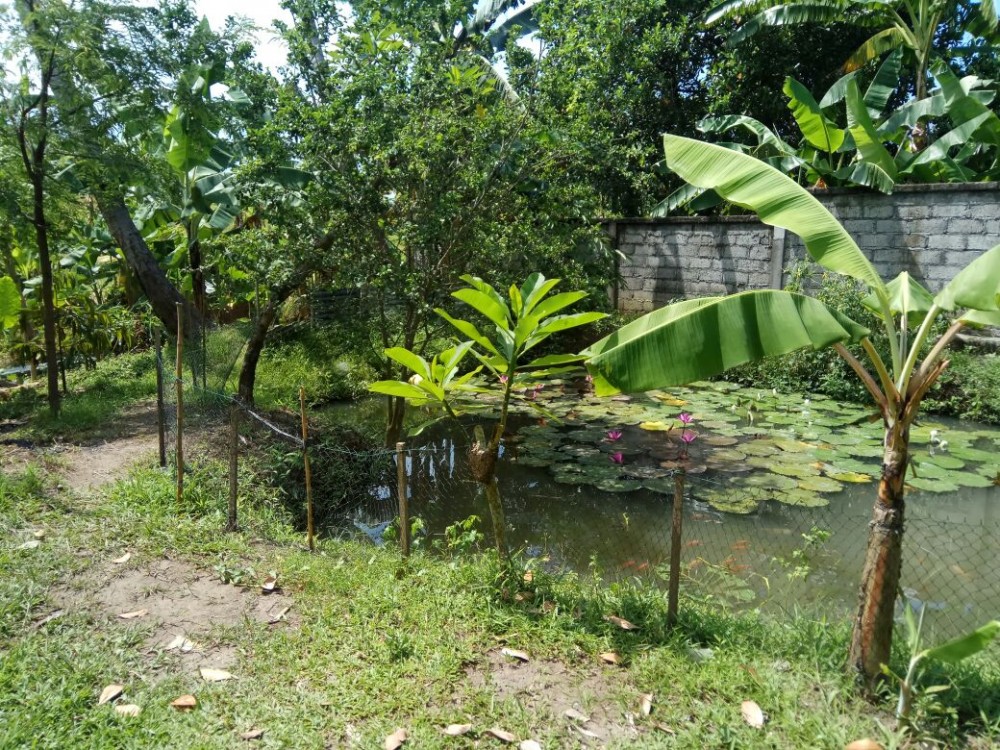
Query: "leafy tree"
705 0 1000 100
584 135 1000 685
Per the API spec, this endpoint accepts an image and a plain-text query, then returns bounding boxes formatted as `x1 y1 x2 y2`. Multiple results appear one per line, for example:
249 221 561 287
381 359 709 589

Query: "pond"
327 380 1000 638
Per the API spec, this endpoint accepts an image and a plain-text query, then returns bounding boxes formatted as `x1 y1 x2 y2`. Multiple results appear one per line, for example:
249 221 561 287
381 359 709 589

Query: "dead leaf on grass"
501 647 529 662
522 570 534 584
486 727 517 743
112 552 131 564
32 529 45 539
268 606 291 624
261 575 278 594
741 700 765 729
98 684 123 705
115 704 141 717
117 609 148 620
384 728 407 749
640 693 654 716
35 609 64 628
605 615 639 631
442 724 473 736
240 728 265 740
599 651 620 665
563 708 589 723
19 540 40 550
165 635 197 653
170 694 197 711
519 741 542 750
845 740 884 750
574 725 600 739
200 667 234 682
653 722 675 735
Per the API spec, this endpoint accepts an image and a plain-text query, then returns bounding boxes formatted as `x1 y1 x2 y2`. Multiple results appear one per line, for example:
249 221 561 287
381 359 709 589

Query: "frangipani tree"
584 134 1000 684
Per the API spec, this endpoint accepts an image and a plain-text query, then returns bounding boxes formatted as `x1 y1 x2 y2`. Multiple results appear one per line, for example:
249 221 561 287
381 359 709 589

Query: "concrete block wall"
613 183 1000 314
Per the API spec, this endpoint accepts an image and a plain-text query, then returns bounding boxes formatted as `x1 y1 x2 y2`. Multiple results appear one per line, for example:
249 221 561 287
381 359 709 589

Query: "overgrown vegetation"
1 454 998 748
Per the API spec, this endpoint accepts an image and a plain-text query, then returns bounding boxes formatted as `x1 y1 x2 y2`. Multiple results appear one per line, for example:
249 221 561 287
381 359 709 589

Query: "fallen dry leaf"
522 570 534 584
605 615 639 631
19 540 40 550
117 609 148 620
741 700 765 729
240 728 265 740
165 635 196 653
170 694 197 711
268 606 291 625
115 704 141 717
442 724 473 736
98 684 123 706
261 575 277 594
844 741 884 750
599 651 620 665
112 552 131 564
653 722 676 735
35 609 64 629
519 741 542 750
486 727 517 743
501 647 529 663
640 693 654 716
384 728 407 750
32 529 45 539
563 708 589 723
200 667 234 682
574 725 600 740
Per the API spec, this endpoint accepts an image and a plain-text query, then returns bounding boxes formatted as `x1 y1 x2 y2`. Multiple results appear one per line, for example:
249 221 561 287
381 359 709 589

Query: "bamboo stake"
300 387 314 552
667 469 684 627
175 303 184 506
155 327 166 468
227 404 239 532
396 441 410 557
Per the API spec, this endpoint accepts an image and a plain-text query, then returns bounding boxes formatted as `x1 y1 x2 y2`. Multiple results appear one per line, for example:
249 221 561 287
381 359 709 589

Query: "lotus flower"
680 430 697 445
678 412 693 425
606 429 623 441
610 451 624 464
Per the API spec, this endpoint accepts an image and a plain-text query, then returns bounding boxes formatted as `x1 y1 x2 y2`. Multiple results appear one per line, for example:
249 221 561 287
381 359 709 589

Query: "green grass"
2 451 999 749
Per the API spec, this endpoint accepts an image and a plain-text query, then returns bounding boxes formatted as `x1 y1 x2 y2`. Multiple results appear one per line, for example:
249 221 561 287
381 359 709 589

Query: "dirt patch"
55 557 295 671
56 433 159 492
467 649 640 745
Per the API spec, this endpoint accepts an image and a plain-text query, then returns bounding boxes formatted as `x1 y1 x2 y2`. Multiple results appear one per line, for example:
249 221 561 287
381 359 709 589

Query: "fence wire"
152 324 1000 640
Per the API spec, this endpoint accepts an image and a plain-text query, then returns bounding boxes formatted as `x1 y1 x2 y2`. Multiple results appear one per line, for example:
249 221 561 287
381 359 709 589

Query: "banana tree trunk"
849 418 909 684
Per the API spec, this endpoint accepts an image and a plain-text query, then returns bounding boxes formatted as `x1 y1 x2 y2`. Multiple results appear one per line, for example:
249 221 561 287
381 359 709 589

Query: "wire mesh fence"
151 317 1000 641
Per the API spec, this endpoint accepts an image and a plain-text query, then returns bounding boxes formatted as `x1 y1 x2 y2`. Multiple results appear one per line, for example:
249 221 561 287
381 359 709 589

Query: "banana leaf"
583 291 870 396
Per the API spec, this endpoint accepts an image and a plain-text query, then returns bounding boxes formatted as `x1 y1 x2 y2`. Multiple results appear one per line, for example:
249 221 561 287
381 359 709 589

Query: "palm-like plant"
705 0 999 100
584 134 1000 685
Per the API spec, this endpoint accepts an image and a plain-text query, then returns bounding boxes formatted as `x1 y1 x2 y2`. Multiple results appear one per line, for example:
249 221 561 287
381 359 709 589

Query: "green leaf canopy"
583 291 869 396
0 276 20 329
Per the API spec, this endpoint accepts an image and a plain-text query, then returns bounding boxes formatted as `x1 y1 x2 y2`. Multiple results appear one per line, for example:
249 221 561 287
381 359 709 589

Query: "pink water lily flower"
680 430 697 445
606 429 623 441
678 412 693 425
498 374 509 384
610 451 624 464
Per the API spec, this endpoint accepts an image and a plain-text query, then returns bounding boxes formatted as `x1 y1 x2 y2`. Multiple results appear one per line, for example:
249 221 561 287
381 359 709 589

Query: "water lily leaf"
741 442 780 457
639 421 674 432
770 462 819 478
825 471 872 483
922 453 965 470
954 472 994 488
703 436 739 446
907 477 960 493
797 476 844 493
596 478 643 493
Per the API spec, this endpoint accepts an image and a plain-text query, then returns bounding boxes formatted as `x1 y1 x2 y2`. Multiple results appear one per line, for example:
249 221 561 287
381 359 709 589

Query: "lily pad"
825 470 873 483
797 476 844 493
596 478 644 493
907 477 960 493
921 453 966 470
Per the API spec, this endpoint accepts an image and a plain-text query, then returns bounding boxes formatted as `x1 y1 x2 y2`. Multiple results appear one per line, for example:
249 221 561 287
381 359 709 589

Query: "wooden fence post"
155 327 166 468
227 404 239 532
667 469 685 627
300 387 314 552
396 441 410 557
175 303 184 506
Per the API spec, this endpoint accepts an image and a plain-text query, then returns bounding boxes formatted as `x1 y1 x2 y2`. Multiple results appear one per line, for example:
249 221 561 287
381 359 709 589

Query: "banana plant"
584 134 1000 685
369 273 605 559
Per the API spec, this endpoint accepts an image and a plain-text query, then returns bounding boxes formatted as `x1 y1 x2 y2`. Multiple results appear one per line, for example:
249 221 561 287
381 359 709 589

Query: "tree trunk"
30 169 60 417
483 478 508 561
384 396 406 447
849 419 909 685
96 193 202 339
190 234 206 317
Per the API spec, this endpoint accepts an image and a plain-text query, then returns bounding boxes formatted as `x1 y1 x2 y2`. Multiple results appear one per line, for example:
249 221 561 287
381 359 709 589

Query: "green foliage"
924 350 1000 423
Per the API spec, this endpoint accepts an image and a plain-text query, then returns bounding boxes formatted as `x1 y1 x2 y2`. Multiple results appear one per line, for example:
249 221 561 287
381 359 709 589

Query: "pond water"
326 382 1000 637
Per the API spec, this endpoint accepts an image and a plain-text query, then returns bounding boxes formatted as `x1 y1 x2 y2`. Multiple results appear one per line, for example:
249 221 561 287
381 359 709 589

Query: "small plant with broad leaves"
368 273 605 560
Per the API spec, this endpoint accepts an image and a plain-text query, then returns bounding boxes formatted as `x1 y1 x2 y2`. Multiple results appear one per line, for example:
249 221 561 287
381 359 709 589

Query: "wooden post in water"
155 327 166 468
300 387 314 552
396 441 410 557
667 469 684 627
227 404 239 532
175 303 184 506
